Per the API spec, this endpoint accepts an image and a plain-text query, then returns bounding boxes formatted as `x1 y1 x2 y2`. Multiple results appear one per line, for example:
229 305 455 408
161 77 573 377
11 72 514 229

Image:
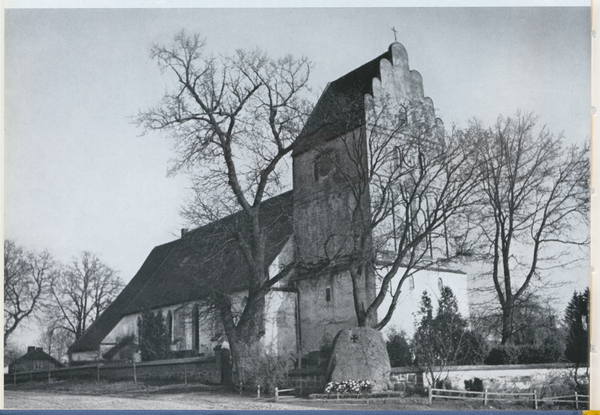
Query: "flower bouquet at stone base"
325 379 373 396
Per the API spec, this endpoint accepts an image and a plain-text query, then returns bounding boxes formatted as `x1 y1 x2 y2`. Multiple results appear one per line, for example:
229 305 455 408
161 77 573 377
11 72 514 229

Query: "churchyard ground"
3 380 555 411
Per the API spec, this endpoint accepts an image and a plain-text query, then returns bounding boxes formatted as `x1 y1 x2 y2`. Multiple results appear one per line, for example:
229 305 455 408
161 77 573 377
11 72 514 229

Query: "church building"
68 43 468 364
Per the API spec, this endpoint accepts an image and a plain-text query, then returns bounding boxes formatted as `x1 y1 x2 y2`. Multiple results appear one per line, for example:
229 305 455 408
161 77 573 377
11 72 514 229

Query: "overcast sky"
4 3 591 345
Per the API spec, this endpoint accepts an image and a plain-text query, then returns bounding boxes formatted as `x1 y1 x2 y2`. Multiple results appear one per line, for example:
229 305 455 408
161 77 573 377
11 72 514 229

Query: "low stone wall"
288 367 326 396
390 363 584 392
5 349 231 386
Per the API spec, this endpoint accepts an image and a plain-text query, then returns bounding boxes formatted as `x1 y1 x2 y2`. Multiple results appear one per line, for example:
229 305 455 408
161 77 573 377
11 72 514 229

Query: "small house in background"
9 346 64 374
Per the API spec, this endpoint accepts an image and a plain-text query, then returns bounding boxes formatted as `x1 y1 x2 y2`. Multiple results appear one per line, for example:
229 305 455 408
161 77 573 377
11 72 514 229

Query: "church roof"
69 191 294 353
293 46 394 156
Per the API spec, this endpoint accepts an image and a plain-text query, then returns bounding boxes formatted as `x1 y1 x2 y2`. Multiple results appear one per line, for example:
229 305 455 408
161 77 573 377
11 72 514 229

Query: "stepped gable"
69 191 293 354
294 42 433 156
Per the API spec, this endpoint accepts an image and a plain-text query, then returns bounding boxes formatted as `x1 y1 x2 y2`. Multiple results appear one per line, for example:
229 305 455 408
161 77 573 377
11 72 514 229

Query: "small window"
313 153 334 181
438 277 444 292
325 288 331 302
409 275 415 291
192 305 200 351
398 108 407 126
166 310 173 343
394 146 404 168
313 161 319 182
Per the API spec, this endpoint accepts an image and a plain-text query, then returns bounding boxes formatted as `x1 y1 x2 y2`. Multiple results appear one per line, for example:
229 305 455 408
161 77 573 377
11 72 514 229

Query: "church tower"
291 43 439 354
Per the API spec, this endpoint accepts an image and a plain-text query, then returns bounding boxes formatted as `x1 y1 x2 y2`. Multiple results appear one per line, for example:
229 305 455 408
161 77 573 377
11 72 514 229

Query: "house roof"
69 191 294 353
293 46 393 156
102 335 136 360
10 348 64 369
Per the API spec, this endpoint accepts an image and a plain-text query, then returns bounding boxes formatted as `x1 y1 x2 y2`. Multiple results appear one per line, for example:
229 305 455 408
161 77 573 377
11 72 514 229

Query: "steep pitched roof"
293 46 393 156
69 191 294 353
68 241 176 354
10 348 64 369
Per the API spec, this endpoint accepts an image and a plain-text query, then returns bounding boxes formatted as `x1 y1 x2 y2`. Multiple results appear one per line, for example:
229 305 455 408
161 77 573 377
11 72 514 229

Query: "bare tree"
4 340 24 368
470 290 563 347
462 113 589 345
38 325 74 364
48 251 123 340
316 95 480 329
4 239 54 346
136 31 312 380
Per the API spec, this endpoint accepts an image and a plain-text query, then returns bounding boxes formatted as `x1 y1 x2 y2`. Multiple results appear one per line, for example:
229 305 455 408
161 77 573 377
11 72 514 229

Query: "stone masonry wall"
296 269 359 353
6 349 231 386
293 128 367 263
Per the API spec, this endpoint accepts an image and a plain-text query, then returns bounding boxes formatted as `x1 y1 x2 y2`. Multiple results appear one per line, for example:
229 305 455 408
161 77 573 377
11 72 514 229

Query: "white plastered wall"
381 267 470 339
76 238 298 361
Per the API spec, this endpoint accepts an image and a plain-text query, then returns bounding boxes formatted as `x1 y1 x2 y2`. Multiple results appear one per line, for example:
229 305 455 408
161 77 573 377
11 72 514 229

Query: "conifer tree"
138 310 170 361
413 287 487 385
564 288 589 365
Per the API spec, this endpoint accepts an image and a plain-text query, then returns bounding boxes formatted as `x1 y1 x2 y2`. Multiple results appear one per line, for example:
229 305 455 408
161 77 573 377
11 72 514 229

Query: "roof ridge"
184 189 294 237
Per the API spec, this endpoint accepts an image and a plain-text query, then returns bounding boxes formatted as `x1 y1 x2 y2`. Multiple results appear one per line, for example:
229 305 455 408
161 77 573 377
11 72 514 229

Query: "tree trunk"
500 301 513 345
219 292 266 385
227 327 263 385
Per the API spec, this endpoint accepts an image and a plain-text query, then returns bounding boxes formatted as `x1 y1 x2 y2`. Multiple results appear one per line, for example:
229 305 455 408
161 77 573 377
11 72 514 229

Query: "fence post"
97 363 100 383
275 387 279 402
533 391 538 410
257 384 260 398
483 389 488 406
575 392 578 409
13 372 16 385
133 359 137 385
428 386 432 405
184 361 188 385
239 381 243 395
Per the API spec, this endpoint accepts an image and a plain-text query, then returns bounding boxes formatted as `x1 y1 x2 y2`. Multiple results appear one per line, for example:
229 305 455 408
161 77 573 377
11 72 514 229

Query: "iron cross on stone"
351 334 359 343
391 27 398 42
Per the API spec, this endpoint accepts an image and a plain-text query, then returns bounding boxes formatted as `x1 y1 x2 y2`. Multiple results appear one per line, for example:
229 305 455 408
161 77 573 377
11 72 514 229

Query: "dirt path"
3 390 324 410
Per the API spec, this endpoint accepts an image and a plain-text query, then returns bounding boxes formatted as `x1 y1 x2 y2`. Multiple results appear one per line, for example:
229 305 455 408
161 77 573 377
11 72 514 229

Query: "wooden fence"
542 393 589 409
428 387 589 409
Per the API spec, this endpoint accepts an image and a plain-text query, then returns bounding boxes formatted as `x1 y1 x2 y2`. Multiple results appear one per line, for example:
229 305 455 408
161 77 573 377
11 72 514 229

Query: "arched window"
438 277 444 292
166 310 173 343
313 152 334 181
192 305 200 351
